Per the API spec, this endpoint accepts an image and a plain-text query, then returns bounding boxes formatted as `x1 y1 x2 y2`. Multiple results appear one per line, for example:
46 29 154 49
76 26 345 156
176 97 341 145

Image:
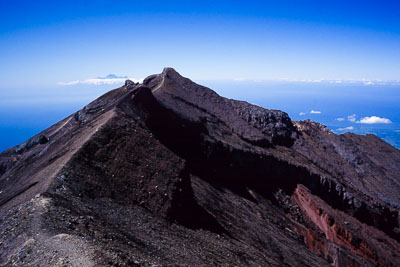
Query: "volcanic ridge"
0 68 400 266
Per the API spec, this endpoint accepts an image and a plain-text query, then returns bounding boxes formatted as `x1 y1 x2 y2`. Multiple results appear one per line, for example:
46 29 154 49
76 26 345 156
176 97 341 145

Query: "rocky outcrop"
0 68 399 266
293 185 400 266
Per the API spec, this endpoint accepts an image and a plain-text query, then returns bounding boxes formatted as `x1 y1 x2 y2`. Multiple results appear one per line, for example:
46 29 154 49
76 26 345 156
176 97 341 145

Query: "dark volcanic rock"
14 134 49 154
0 68 399 266
150 68 296 148
125 79 138 90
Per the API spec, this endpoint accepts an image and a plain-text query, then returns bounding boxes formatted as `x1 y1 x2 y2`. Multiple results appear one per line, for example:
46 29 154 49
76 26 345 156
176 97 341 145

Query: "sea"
0 81 399 152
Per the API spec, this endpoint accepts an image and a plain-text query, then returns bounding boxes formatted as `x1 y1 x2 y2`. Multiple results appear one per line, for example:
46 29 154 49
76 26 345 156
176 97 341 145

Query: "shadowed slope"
0 68 399 266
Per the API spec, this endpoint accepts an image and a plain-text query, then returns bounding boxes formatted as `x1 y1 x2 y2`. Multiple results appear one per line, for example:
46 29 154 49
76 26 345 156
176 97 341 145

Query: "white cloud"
310 110 321 114
347 114 357 122
336 126 354 131
357 116 392 124
228 78 400 85
363 81 374 86
58 74 142 86
336 117 345 122
299 112 306 116
233 77 248 81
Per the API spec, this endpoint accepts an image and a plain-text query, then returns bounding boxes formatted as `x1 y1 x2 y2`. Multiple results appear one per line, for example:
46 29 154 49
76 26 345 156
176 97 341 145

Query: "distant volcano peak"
99 74 128 79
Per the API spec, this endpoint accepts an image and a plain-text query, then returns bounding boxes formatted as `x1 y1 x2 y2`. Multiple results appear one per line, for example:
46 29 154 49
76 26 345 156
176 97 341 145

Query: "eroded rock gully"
0 68 399 266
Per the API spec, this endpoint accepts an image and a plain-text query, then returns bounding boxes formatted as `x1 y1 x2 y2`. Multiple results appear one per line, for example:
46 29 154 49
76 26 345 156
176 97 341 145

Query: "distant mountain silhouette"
98 74 128 79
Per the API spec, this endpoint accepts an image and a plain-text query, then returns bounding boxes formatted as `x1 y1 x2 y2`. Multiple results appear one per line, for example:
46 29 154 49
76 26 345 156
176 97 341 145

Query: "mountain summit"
1 68 400 266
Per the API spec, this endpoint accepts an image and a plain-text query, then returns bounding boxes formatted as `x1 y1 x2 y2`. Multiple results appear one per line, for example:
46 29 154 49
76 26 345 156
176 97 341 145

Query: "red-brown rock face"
293 185 400 266
0 68 399 266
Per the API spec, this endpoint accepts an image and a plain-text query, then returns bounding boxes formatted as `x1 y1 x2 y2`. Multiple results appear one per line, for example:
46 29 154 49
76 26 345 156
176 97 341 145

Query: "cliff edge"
0 68 399 266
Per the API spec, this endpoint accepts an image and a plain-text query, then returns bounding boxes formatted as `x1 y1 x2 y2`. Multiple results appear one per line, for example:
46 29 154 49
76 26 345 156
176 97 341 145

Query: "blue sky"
0 0 399 91
1 1 400 151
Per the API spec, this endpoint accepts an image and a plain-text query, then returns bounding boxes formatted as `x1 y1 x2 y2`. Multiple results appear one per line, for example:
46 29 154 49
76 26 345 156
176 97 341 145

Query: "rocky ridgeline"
0 68 399 266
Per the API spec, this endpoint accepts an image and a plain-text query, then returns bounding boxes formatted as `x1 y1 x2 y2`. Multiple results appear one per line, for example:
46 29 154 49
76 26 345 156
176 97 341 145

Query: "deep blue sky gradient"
0 1 399 151
1 0 399 89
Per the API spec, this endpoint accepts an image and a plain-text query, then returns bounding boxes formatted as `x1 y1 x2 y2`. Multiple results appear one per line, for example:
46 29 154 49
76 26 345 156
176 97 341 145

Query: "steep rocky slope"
0 68 399 266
